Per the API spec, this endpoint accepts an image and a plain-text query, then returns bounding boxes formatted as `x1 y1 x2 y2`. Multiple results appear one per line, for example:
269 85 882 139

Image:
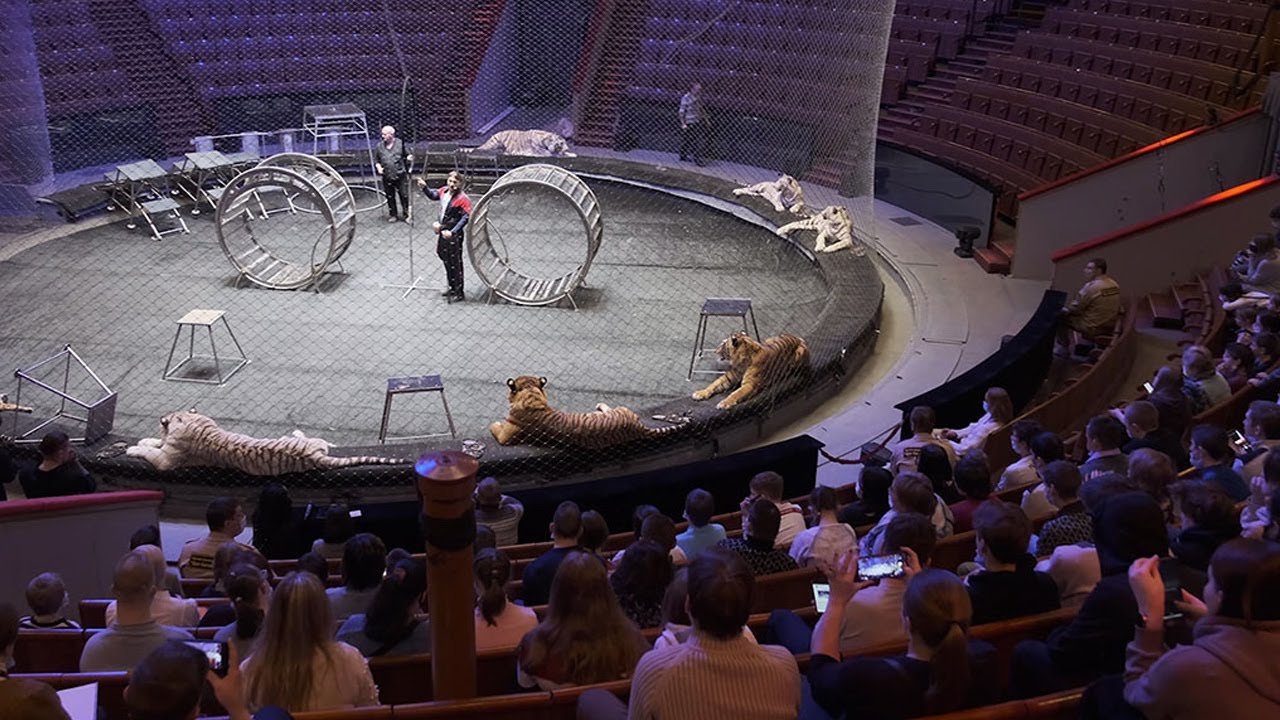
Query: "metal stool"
162 309 249 384
687 298 761 379
378 374 457 443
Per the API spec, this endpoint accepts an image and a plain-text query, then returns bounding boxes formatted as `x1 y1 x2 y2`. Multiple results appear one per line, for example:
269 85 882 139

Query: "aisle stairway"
575 0 654 148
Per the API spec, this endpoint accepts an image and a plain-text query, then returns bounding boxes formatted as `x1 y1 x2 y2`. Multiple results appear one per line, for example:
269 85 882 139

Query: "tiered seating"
1041 7 1262 69
1064 0 1268 35
29 0 140 117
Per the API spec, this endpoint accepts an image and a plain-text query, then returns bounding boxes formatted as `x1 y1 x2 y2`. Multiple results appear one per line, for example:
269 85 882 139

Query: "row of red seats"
1044 7 1260 69
1065 0 1267 35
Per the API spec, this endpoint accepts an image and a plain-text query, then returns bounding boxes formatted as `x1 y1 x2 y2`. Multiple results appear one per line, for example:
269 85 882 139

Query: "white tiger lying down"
470 129 576 157
127 411 404 475
732 174 809 215
775 205 864 255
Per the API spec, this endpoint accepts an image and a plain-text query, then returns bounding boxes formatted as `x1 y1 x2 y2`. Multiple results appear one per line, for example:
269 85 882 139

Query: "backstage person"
417 171 471 302
374 125 412 222
678 82 708 166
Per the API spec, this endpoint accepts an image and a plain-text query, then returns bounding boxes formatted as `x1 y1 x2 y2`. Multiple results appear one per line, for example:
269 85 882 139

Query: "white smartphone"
348 509 363 518
1142 382 1154 394
812 583 830 613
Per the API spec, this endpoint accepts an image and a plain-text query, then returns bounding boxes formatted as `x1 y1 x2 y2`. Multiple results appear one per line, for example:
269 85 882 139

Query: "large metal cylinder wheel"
215 153 356 290
467 164 603 306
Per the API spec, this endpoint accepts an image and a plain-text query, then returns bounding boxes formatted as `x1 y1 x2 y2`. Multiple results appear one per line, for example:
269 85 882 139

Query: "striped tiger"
489 376 682 449
126 411 403 475
692 332 810 410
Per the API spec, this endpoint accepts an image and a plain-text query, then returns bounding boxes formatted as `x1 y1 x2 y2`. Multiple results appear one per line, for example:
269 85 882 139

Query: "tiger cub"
490 376 682 449
692 332 810 409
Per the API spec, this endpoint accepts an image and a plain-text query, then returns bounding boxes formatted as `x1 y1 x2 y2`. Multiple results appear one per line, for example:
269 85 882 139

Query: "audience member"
17 430 94 499
741 471 805 549
106 544 198 627
473 549 537 651
81 550 193 671
1183 346 1231 413
890 406 957 474
310 503 355 560
996 419 1045 490
652 566 759 651
789 485 857 568
718 498 799 576
201 541 247 598
251 483 307 560
809 565 996 718
241 572 378 712
1121 400 1188 469
938 387 1015 454
1169 481 1241 571
474 477 524 546
629 505 660 541
1128 448 1179 524
129 524 185 598
126 640 258 720
837 466 892 528
861 471 953 555
214 563 271 661
578 510 608 556
917 444 962 504
1190 425 1249 501
579 547 800 719
1021 432 1065 518
1057 257 1121 353
19 572 80 629
634 511 686 565
337 558 430 657
1218 342 1256 392
676 488 727 560
965 501 1060 625
610 539 673 628
0 602 71 720
1147 366 1193 439
294 551 329 583
1236 232 1280 294
1035 473 1136 607
1243 451 1280 538
1035 461 1093 557
949 450 993 533
1080 414 1130 480
1123 538 1280 718
1235 400 1280 481
180 496 253 578
517 552 647 689
520 501 582 606
326 532 387 620
1252 331 1280 374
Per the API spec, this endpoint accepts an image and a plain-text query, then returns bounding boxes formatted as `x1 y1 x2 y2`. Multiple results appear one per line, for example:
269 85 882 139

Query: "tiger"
691 332 810 409
126 411 404 475
732 174 809 215
471 129 576 157
776 205 864 255
489 376 683 449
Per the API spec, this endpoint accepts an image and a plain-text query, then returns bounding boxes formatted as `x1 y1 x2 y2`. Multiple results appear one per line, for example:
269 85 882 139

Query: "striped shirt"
628 632 799 719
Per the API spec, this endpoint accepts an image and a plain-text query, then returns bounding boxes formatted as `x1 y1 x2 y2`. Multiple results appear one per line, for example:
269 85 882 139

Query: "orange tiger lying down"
692 332 810 409
490 376 684 449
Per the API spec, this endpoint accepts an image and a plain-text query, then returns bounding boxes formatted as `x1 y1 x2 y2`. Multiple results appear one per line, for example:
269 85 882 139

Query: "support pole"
415 451 479 700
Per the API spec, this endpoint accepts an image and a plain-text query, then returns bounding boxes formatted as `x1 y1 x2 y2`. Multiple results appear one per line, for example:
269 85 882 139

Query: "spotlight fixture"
953 226 980 258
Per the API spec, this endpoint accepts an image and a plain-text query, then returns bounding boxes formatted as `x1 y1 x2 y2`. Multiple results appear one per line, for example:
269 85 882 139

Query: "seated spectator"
675 488 727 560
1183 346 1232 414
180 496 254 579
17 430 94 499
1057 257 1121 353
1217 280 1269 312
520 501 582 606
0 602 71 719
474 476 524 547
19 572 80 629
251 483 307 560
809 565 997 718
1124 538 1280 717
619 512 686 566
294 551 329 584
610 539 673 628
1011 491 1172 697
474 525 496 552
1021 432 1065 518
837 466 892 528
1035 473 1138 608
1035 461 1093 557
517 551 647 689
129 524 184 598
1252 330 1280 374
718 498 799 576
1170 481 1241 571
337 558 430 657
996 419 1045 491
1148 365 1194 439
1190 425 1250 501
861 472 954 555
201 541 247 598
918 444 962 504
326 533 386 621
579 547 799 719
949 450 993 534
965 501 1060 625
938 386 1015 455
740 471 805 549
106 544 198 627
1235 400 1280 481
790 486 857 568
578 510 608 557
629 505 659 542
126 640 258 720
1080 414 1130 481
81 550 193 671
310 503 355 560
242 572 379 712
1129 448 1179 524
214 563 271 661
1235 305 1261 345
1243 451 1280 539
473 549 537 651
1218 343 1256 393
1236 232 1280 295
653 566 759 650
1121 400 1189 470
890 406 957 474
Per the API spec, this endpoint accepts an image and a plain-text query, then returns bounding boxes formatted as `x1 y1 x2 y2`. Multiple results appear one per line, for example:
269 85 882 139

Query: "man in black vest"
374 125 412 222
417 171 471 302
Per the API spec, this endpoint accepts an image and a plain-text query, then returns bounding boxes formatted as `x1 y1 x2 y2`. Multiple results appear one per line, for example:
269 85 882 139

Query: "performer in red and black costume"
417 170 471 302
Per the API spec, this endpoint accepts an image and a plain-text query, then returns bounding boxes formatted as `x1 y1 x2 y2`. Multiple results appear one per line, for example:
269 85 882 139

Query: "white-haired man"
374 125 413 222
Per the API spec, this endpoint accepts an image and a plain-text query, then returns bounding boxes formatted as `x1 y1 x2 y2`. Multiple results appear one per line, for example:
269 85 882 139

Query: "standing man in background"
678 82 708 166
375 125 412 222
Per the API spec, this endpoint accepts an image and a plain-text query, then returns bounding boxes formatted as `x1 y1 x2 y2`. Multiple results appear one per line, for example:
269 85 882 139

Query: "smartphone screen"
184 640 229 676
1142 382 1154 394
348 509 363 518
1160 566 1183 621
858 553 905 581
812 583 830 613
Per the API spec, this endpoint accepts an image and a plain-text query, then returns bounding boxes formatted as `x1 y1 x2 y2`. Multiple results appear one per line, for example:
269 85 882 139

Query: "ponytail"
924 620 971 713
474 549 512 626
225 565 266 641
903 569 974 715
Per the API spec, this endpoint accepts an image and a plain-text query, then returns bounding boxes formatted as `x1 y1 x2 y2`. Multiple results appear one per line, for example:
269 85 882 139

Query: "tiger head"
159 409 213 441
544 134 575 157
506 376 551 410
818 205 852 228
715 332 764 367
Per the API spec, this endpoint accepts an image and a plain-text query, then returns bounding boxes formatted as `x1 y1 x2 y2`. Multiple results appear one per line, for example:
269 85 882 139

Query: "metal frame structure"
103 159 189 240
11 345 117 445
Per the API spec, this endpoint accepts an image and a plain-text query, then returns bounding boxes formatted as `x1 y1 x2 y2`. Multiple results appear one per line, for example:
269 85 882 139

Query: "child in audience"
949 451 993 534
964 501 1060 625
337 558 430 657
310 503 355 560
917 444 962 504
789 485 857 569
675 488 726 560
1021 432 1065 518
837 466 892 528
610 539 673 629
1251 331 1279 374
1169 481 1241 571
1242 451 1280 538
214 563 271 661
19 572 80 629
1218 342 1256 393
578 510 609 556
740 471 806 549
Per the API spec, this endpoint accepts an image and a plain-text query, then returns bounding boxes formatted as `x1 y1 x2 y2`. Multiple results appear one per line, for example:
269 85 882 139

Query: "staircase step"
1148 292 1185 330
992 240 1016 262
975 247 1011 274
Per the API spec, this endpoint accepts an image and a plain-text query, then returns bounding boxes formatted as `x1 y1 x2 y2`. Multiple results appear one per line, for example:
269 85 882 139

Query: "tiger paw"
715 399 737 410
691 390 712 401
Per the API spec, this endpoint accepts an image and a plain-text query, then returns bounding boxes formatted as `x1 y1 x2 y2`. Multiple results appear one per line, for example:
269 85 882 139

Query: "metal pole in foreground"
415 450 478 699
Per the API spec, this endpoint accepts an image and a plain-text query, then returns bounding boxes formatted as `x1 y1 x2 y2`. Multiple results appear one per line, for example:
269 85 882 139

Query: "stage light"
953 226 980 258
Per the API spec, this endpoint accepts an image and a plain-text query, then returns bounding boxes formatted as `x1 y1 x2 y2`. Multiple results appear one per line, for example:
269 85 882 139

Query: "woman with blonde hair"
939 387 1015 454
516 551 647 689
240 571 378 712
